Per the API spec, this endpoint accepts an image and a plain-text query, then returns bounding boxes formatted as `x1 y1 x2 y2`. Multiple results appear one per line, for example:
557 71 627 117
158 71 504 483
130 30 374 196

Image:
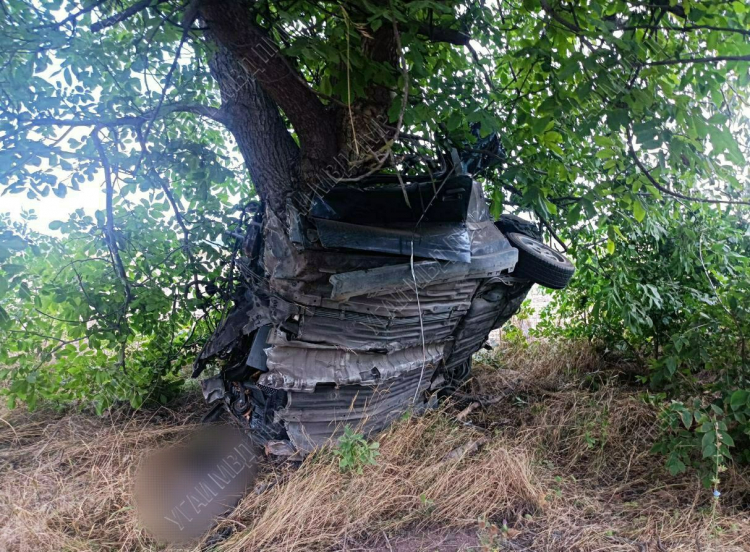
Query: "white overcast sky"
2 179 104 233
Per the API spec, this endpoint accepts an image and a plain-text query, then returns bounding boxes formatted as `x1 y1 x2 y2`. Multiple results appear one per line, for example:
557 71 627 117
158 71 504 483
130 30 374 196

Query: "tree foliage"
1 0 750 475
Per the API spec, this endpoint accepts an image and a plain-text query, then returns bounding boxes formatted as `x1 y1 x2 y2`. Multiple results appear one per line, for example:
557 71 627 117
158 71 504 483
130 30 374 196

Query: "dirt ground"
2 340 750 552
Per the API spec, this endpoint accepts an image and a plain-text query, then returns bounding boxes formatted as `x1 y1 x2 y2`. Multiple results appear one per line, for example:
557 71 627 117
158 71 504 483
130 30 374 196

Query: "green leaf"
665 357 677 376
18 282 32 300
720 431 735 448
679 409 692 430
702 443 716 459
667 457 686 476
730 390 748 411
632 201 646 223
593 136 614 147
2 263 24 276
0 306 10 328
53 183 67 198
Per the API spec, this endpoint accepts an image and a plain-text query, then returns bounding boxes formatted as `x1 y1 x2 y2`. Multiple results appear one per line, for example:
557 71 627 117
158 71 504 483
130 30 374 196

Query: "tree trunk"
193 0 537 454
209 46 301 214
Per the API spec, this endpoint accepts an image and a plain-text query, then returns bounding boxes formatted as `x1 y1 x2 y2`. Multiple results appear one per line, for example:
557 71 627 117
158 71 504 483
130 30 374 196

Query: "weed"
333 426 380 474
418 493 436 515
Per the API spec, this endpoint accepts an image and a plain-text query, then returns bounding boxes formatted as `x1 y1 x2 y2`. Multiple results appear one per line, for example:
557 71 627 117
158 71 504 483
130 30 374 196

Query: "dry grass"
0 395 204 552
2 340 750 551
214 412 542 552
468 341 750 551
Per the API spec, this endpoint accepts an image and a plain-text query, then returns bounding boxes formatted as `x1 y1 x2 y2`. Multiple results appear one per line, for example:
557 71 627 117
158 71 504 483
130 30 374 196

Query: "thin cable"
410 165 459 403
411 239 427 403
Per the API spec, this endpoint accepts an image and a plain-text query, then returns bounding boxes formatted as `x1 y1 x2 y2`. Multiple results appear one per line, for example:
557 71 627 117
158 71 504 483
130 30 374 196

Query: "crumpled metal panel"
280 367 435 452
443 280 533 376
260 336 445 392
264 210 408 283
274 275 480 318
290 279 479 352
198 291 270 360
283 280 480 318
325 219 517 301
328 249 517 301
468 221 513 256
314 218 472 262
467 181 493 223
197 176 535 453
309 175 473 224
296 307 463 353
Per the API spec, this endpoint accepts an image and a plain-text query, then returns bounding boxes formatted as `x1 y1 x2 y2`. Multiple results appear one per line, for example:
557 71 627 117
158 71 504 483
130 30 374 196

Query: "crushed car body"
193 166 575 454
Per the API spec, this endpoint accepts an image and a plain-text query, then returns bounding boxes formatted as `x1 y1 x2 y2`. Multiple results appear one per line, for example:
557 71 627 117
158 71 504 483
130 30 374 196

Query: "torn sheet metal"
310 175 474 224
196 174 535 455
466 181 493 223
246 325 271 371
276 279 479 319
325 216 517 300
328 248 518 301
443 280 533 378
264 209 408 282
201 374 226 404
198 292 269 359
294 305 464 353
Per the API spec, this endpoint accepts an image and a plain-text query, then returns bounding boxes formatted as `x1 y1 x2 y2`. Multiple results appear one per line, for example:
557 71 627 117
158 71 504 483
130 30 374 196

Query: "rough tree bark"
199 0 399 207
207 45 301 214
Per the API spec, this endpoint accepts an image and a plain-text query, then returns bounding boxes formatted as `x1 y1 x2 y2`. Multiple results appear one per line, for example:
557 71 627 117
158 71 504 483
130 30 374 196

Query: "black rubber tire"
495 214 542 241
507 232 575 290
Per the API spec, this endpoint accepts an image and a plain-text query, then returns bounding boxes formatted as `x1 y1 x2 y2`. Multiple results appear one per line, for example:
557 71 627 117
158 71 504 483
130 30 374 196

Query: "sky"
2 180 105 233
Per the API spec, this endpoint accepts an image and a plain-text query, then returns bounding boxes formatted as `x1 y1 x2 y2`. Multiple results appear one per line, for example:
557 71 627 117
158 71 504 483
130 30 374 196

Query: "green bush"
0 201 236 411
541 203 750 484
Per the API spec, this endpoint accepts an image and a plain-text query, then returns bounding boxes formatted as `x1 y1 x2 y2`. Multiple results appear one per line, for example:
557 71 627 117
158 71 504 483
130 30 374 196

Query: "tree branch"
208 44 300 212
647 54 750 66
620 24 750 37
627 127 750 207
92 131 133 309
150 167 202 297
466 42 496 92
417 24 470 45
91 0 169 32
539 0 582 33
141 26 190 147
25 103 228 128
200 0 337 173
93 129 133 368
34 0 108 29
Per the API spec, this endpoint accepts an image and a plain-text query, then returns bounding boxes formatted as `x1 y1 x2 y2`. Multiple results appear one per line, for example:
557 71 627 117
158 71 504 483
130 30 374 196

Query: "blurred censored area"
134 425 259 543
193 173 545 454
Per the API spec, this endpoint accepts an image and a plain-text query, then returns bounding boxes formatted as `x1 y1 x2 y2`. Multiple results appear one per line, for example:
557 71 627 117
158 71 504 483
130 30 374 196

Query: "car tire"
507 232 575 289
496 214 542 241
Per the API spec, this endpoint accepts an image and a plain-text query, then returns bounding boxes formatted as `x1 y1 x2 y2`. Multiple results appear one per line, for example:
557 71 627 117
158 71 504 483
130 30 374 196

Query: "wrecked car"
193 162 575 455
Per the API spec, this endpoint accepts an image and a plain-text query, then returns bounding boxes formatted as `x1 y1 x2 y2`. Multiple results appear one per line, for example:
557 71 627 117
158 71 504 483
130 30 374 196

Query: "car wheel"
507 232 575 289
496 214 542 241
